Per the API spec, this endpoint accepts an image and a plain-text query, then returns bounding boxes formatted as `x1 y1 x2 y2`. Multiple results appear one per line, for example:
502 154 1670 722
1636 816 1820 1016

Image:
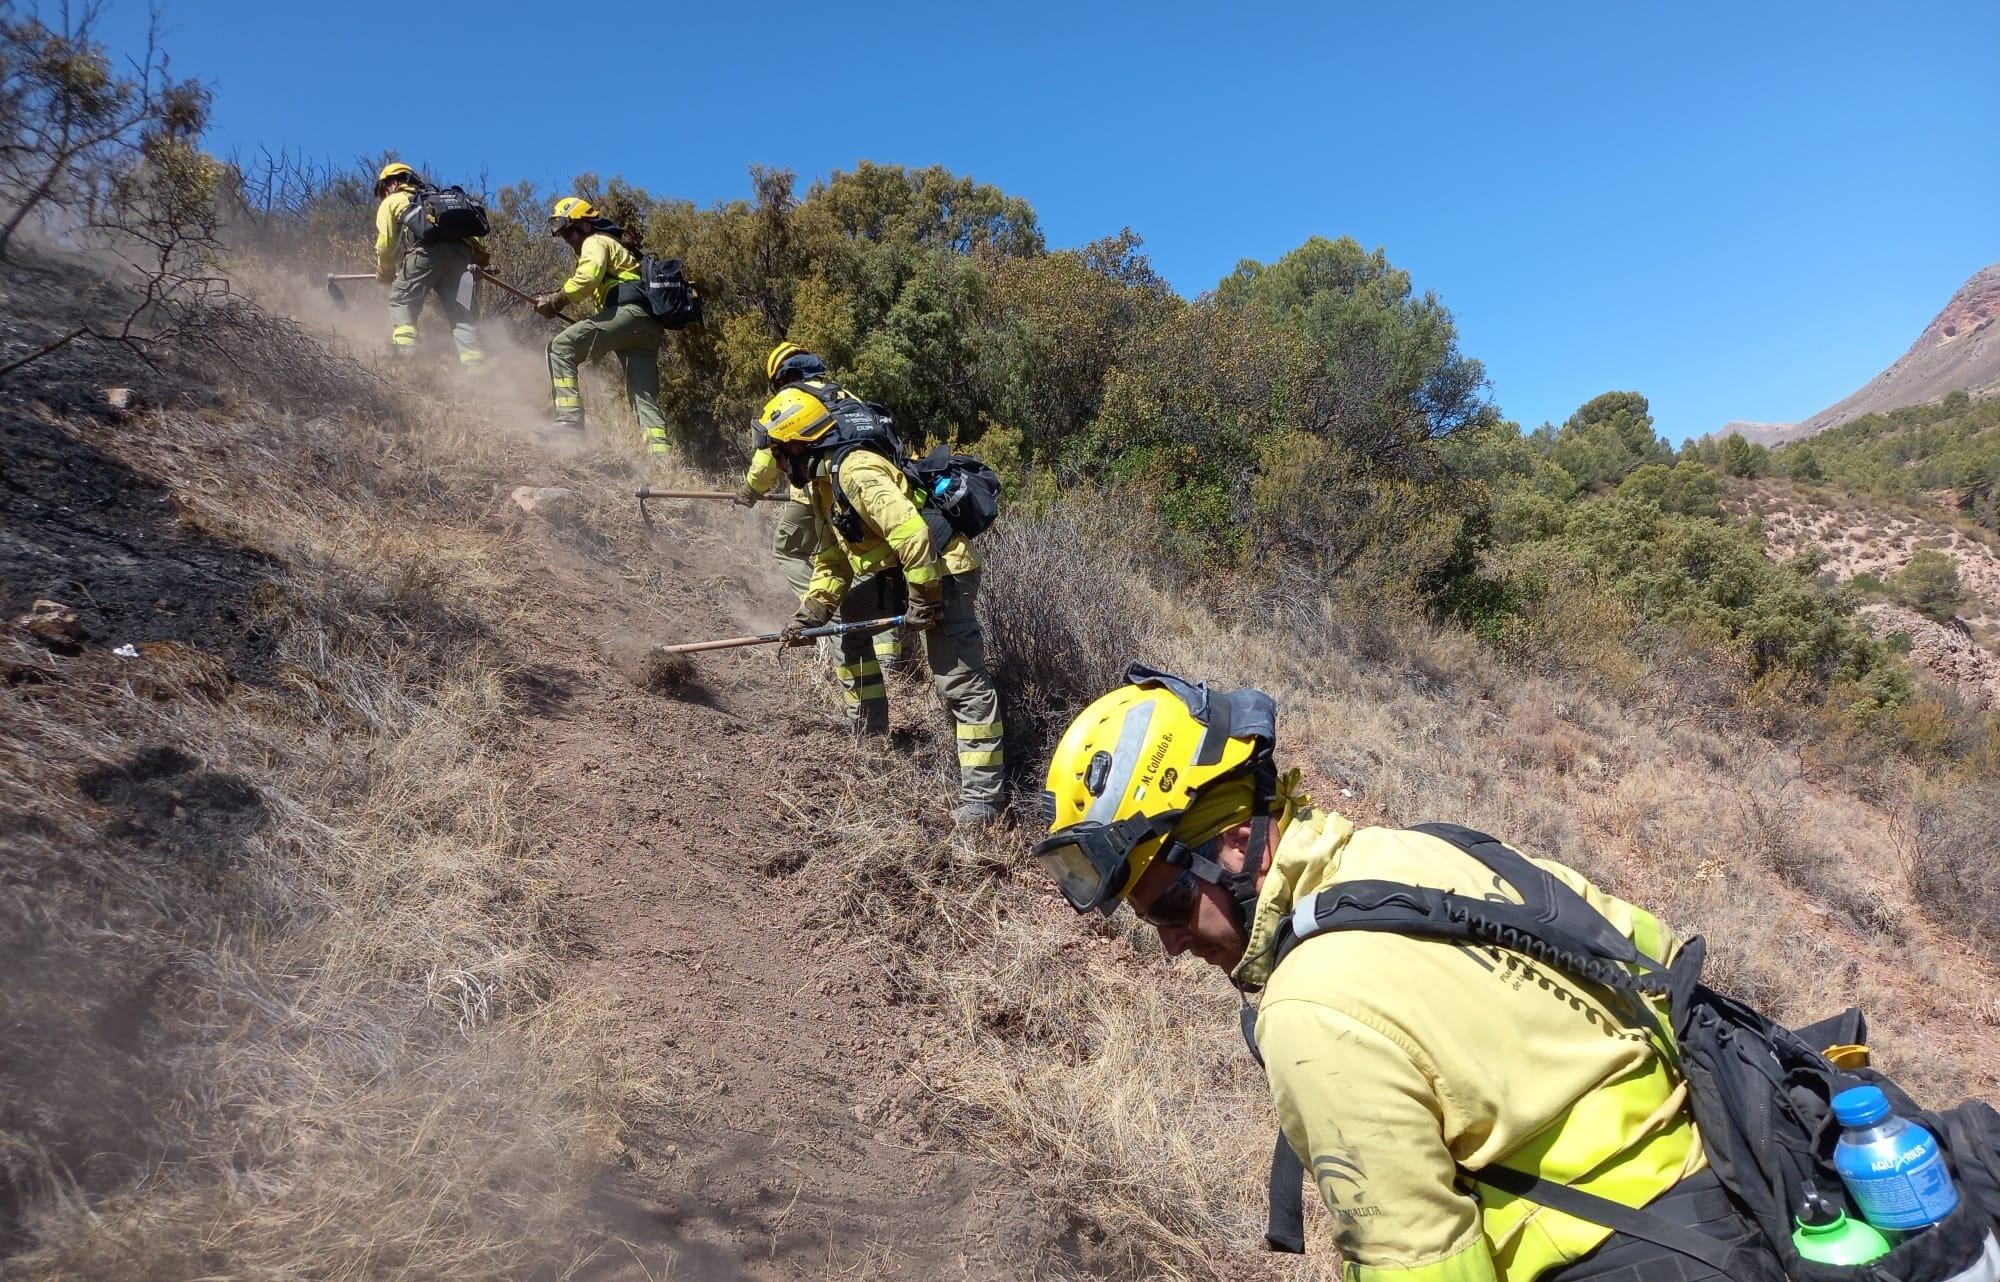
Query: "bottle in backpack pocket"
1832 1086 1960 1232
1792 1181 1896 1265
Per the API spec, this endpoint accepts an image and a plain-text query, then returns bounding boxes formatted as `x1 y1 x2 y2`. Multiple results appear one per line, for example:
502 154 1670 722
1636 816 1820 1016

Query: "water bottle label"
1838 1130 1960 1229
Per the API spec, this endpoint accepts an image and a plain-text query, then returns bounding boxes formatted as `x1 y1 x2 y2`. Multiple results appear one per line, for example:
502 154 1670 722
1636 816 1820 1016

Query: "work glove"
778 597 836 648
732 481 763 508
532 293 561 319
903 594 943 635
467 241 492 268
376 268 395 286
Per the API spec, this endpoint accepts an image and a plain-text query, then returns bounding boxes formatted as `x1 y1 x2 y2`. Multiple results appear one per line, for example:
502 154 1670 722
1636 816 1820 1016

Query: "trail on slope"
422 403 1070 1279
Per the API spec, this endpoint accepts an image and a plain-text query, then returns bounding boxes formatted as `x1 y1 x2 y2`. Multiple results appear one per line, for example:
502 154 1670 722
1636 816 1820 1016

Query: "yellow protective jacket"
803 448 977 609
374 191 414 277
1234 810 1703 1282
559 231 640 314
374 189 485 276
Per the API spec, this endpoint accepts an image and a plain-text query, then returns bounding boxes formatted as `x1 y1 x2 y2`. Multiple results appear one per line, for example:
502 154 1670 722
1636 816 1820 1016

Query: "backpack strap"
1474 1164 1741 1274
825 442 869 540
1238 998 1309 1253
1407 824 1669 983
1255 823 1691 1260
1264 1131 1308 1254
1272 878 1670 1004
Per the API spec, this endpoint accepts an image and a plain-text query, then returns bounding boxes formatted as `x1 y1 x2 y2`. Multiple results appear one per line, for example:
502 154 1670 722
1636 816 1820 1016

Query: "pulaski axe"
324 273 376 310
471 268 573 324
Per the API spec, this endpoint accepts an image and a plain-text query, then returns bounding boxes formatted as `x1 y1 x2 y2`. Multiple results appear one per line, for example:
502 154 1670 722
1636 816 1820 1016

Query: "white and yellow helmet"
1033 665 1276 914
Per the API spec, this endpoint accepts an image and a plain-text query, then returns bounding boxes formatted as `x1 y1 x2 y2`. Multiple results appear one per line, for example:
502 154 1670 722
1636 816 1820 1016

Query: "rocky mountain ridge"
1718 262 2000 445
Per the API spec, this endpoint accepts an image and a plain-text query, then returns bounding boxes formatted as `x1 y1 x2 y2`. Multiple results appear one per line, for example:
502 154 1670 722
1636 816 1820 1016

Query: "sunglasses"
1133 866 1202 929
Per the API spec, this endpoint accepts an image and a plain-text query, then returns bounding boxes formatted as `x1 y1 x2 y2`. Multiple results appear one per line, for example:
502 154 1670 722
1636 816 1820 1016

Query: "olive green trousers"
835 569 1001 806
389 243 482 365
546 300 669 453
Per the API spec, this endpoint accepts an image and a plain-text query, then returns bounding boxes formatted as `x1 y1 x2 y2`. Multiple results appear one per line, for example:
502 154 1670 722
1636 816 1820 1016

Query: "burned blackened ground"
1 408 284 682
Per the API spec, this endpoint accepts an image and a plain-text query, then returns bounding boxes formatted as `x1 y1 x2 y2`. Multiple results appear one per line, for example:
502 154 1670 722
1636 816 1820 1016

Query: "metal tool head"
324 274 349 310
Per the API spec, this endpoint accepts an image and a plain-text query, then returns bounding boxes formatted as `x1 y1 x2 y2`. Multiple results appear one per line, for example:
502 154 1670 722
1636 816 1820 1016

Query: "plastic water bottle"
1792 1181 1895 1264
1832 1085 1959 1231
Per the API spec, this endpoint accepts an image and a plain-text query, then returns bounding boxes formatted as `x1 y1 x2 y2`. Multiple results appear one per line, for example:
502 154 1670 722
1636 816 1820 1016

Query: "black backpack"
806 385 1001 546
636 255 703 328
904 443 1002 539
401 184 490 245
1251 822 2000 1280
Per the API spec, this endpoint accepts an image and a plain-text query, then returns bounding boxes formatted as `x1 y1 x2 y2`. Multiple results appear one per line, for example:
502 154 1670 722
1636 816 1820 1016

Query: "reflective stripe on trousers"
930 570 1003 805
388 243 482 361
834 570 1002 805
834 656 885 708
836 572 903 737
545 301 667 438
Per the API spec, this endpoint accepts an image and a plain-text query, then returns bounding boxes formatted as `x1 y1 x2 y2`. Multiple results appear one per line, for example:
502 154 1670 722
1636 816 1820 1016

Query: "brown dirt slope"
0 257 1075 1281
11 255 2000 1282
491 480 1069 1280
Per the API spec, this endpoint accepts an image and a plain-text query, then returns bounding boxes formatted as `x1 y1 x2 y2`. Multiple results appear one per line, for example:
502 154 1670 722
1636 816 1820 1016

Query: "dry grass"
760 735 1336 1282
10 249 1997 1282
763 496 2000 1281
0 288 634 1278
979 497 1161 775
1907 777 2000 964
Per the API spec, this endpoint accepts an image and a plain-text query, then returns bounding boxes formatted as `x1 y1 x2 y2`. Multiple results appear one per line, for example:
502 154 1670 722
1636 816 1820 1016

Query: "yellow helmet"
1032 665 1277 915
546 196 599 237
757 385 838 446
374 161 417 196
764 340 827 389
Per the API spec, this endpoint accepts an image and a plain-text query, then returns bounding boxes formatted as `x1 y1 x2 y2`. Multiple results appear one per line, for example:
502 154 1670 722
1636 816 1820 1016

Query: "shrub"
1891 550 1964 621
977 497 1157 775
1908 780 2000 963
1617 460 1723 517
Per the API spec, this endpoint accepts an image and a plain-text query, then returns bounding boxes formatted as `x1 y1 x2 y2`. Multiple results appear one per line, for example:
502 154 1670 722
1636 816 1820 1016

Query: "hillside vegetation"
1772 391 2000 528
3 12 1999 1282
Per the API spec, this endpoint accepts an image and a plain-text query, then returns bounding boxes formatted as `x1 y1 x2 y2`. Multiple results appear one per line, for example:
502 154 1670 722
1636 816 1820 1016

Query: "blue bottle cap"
1832 1085 1891 1126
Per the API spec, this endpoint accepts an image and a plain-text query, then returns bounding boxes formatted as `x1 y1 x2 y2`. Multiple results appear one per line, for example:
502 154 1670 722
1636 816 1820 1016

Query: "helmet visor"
1031 812 1174 914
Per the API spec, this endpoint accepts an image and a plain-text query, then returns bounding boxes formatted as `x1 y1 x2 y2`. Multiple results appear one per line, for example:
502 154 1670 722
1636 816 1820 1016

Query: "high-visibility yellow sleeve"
374 192 412 276
1257 1000 1496 1281
559 237 609 308
744 446 781 496
558 233 639 311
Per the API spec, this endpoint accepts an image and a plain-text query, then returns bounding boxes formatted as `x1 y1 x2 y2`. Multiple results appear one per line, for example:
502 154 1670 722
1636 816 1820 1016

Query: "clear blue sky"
108 0 1998 443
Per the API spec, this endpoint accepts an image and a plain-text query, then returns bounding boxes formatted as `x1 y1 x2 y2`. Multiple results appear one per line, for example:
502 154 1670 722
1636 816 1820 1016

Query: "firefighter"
535 196 671 457
1031 667 1747 1282
758 346 1003 826
372 161 485 368
737 343 902 671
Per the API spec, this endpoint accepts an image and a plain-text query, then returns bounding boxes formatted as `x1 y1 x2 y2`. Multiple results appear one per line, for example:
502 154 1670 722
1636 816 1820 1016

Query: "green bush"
1892 550 1964 622
1617 460 1723 517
